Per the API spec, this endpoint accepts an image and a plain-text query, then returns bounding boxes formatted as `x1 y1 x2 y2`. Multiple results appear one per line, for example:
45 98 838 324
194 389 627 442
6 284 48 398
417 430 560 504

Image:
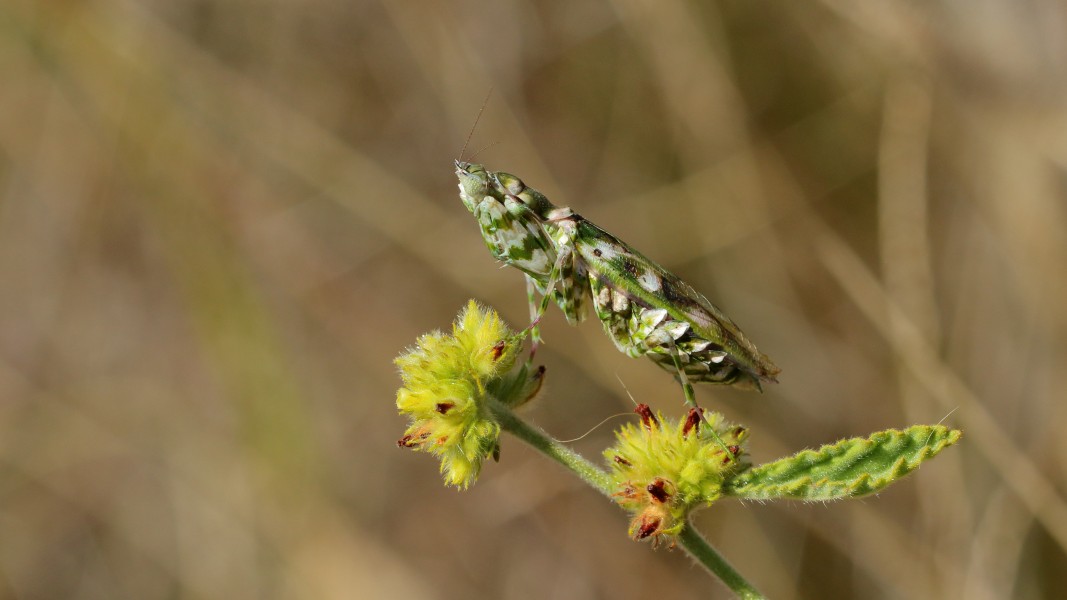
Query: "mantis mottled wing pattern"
571 218 774 387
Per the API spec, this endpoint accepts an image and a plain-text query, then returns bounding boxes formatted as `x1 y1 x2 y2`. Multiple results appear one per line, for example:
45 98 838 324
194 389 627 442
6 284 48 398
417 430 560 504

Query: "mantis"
455 161 779 404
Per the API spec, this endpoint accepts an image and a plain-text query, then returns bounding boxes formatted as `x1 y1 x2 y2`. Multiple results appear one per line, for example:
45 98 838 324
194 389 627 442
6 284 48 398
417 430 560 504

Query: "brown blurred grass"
1 1 1066 598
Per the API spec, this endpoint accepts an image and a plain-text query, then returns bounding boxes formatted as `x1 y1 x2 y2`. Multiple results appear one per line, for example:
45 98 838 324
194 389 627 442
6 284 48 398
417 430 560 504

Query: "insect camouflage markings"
455 161 780 396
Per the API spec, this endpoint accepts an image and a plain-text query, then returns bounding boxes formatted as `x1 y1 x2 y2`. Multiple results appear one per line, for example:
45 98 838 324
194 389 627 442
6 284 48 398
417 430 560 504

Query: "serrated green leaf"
724 425 961 501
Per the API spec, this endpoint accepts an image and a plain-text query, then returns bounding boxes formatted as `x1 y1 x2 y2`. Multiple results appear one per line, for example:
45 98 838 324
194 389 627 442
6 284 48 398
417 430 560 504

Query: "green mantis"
455 161 779 401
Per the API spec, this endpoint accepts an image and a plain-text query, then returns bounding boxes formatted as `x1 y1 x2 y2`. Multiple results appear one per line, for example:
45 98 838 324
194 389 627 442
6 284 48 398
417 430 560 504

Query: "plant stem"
487 396 765 599
677 520 766 600
487 397 613 494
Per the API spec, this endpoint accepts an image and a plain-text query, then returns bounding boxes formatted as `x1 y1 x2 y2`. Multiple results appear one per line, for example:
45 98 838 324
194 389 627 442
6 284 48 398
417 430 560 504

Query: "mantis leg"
518 234 589 360
516 245 568 361
665 336 698 409
664 337 736 463
525 235 577 329
524 274 544 360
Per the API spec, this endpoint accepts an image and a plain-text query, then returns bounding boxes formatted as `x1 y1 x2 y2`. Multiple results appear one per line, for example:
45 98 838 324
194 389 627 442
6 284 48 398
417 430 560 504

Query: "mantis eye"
494 172 526 196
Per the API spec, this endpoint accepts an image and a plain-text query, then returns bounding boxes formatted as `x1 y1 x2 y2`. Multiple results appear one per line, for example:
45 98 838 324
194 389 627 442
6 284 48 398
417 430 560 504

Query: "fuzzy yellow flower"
605 406 750 542
396 301 522 488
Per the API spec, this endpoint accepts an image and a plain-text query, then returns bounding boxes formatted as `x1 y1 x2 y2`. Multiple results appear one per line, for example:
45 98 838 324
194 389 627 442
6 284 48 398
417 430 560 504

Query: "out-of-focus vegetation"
1 1 1065 598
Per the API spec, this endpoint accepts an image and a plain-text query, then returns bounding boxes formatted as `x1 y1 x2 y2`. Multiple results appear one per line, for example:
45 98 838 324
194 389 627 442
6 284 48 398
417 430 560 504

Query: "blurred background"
1 0 1065 598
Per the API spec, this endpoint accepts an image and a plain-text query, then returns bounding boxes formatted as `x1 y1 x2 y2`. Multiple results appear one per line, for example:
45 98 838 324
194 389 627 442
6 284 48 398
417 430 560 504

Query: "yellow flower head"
395 301 520 488
605 406 749 542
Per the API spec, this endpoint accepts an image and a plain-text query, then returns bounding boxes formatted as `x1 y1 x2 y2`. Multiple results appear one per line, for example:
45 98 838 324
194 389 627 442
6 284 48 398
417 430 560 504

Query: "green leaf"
724 426 961 501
